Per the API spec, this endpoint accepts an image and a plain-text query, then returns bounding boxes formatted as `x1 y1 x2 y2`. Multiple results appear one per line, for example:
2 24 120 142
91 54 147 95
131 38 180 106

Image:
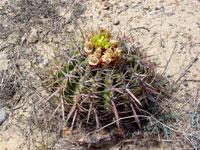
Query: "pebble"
66 16 72 24
150 10 157 15
132 3 138 8
112 18 120 25
27 28 39 44
183 81 188 87
142 6 150 11
122 4 129 11
103 2 111 10
166 12 175 17
42 60 49 66
0 108 7 126
167 75 171 78
98 9 101 14
117 9 122 14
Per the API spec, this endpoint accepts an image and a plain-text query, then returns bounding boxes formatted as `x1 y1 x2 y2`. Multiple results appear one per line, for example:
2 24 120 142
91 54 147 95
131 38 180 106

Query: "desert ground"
0 0 200 149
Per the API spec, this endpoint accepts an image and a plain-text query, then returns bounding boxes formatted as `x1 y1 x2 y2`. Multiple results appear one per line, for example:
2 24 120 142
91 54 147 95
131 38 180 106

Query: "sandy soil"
0 0 200 149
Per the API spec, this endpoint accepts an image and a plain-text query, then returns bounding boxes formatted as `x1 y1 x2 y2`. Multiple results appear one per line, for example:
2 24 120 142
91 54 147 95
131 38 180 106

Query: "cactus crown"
91 32 109 48
42 28 163 132
84 28 122 67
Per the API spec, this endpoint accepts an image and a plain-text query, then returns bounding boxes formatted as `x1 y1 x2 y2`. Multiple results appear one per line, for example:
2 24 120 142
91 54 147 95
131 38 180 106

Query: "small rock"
103 2 111 10
166 12 175 17
42 60 49 66
155 7 161 10
183 81 188 87
103 13 110 18
0 108 7 126
122 4 129 11
143 6 150 11
119 2 124 7
132 3 138 8
117 9 122 14
124 3 129 8
112 18 120 25
66 16 72 24
150 10 157 15
119 2 129 11
167 75 171 78
27 28 39 44
98 9 101 14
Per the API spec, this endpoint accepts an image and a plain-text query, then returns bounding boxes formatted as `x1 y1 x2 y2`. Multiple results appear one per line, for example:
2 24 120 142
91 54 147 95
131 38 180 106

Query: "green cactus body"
43 29 161 132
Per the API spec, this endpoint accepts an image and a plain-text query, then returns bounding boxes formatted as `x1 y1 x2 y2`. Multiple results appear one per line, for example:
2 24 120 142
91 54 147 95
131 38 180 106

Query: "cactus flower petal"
88 54 99 66
102 53 113 64
84 41 93 53
110 40 118 48
115 48 122 57
94 47 102 58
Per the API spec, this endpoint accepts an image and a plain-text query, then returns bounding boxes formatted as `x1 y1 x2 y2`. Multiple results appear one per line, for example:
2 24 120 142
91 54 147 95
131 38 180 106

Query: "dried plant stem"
48 103 61 122
175 52 200 83
162 41 177 75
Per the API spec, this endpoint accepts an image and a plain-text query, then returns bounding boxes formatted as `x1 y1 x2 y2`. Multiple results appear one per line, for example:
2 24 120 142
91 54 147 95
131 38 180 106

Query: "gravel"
112 18 120 25
66 16 72 24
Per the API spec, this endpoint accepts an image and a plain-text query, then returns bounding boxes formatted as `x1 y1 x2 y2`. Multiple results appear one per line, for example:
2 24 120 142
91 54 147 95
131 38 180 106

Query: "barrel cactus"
42 28 163 132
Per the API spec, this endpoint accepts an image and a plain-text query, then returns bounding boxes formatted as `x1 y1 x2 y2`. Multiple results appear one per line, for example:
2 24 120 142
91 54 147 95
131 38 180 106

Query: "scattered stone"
143 6 150 11
66 16 72 24
20 33 28 45
42 59 49 66
132 3 138 8
117 9 122 14
72 3 85 17
103 2 111 10
186 70 190 75
112 18 120 25
167 75 171 78
183 81 188 87
118 2 124 7
150 10 157 15
27 28 39 44
103 13 110 18
98 9 101 14
0 108 7 126
155 7 161 10
166 12 175 17
122 4 129 11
